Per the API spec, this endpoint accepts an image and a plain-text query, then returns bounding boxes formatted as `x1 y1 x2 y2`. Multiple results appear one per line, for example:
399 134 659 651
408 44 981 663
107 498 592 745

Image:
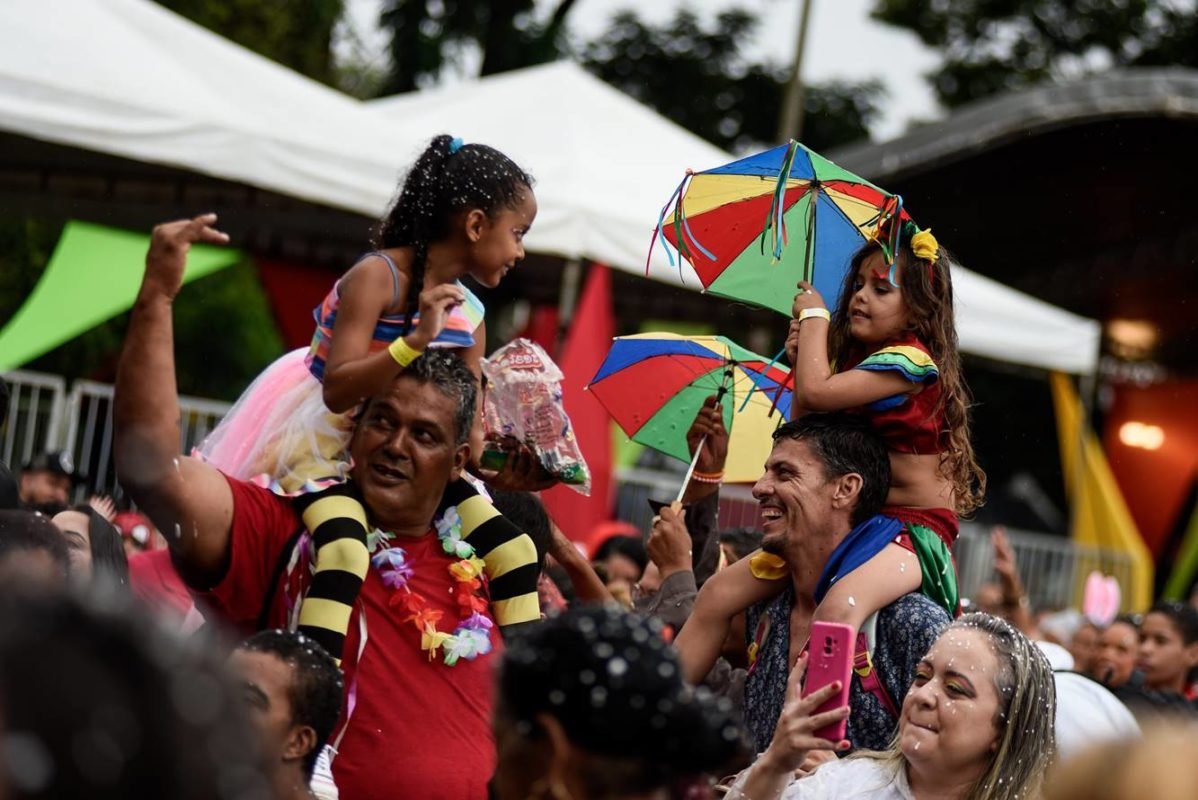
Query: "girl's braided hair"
372 134 533 334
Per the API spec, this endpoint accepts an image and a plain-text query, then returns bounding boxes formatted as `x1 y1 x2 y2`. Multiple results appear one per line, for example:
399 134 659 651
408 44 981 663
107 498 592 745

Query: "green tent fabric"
0 221 241 370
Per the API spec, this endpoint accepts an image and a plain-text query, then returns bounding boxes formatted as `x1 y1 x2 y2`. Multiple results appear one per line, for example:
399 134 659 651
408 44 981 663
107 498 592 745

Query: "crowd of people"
0 134 1195 799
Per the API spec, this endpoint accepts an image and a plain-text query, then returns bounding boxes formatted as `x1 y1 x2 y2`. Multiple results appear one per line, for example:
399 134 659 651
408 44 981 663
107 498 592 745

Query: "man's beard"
760 531 787 556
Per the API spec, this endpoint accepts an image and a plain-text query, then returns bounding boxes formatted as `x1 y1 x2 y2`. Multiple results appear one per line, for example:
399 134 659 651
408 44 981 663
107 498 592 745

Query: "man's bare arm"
114 214 237 587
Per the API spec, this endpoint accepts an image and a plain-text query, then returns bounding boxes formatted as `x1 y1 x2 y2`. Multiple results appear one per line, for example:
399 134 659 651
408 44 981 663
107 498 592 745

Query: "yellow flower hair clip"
910 228 939 262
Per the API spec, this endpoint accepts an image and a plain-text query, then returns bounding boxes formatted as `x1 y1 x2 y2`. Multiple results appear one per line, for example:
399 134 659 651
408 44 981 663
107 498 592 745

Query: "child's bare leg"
813 543 921 633
675 553 785 684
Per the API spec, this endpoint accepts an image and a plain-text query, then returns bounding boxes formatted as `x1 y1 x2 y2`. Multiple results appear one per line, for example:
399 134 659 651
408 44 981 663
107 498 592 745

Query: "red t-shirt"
202 476 500 800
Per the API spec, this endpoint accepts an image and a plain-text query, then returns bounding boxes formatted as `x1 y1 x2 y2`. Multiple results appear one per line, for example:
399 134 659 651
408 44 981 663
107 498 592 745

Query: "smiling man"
742 414 949 754
114 217 506 799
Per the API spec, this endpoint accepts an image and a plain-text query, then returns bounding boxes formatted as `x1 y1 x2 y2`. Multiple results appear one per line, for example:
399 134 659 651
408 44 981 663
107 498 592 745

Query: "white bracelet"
798 307 831 323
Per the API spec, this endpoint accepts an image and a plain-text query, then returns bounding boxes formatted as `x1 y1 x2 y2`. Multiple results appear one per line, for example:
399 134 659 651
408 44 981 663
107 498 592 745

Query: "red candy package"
481 339 591 495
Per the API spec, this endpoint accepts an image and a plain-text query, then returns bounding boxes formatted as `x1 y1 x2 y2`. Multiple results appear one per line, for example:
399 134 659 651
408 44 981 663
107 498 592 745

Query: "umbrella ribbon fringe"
886 194 905 286
762 140 800 262
646 172 689 274
646 170 717 280
737 347 788 415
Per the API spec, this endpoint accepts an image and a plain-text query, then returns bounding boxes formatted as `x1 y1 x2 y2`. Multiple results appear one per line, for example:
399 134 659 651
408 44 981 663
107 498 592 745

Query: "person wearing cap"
19 450 77 513
114 510 157 555
492 606 745 800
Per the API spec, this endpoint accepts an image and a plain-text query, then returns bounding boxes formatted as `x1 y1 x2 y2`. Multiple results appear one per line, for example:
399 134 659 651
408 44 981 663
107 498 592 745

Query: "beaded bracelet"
690 470 725 484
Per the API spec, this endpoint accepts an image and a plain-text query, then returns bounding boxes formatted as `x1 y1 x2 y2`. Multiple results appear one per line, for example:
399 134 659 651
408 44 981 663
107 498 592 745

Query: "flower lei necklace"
367 507 493 666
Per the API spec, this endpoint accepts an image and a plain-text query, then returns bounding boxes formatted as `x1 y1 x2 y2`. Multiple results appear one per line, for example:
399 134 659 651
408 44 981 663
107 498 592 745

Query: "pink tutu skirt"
197 348 352 494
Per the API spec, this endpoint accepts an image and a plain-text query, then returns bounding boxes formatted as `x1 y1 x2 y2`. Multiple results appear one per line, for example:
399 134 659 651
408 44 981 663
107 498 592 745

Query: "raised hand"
647 502 691 579
790 280 827 317
409 283 466 350
762 652 851 774
143 214 229 300
477 436 557 492
685 395 729 475
991 526 1018 581
785 319 802 366
87 495 117 523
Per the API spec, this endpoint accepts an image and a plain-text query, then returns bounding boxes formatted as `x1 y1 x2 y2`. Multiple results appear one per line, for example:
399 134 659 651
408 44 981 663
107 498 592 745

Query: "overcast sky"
341 0 942 141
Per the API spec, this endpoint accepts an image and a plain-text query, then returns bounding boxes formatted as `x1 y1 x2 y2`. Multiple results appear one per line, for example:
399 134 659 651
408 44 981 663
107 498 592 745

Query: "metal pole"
555 258 583 358
777 0 816 142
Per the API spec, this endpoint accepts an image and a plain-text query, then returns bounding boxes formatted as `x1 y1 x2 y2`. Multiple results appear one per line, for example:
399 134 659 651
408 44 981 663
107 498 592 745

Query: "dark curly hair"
371 134 533 334
239 630 343 780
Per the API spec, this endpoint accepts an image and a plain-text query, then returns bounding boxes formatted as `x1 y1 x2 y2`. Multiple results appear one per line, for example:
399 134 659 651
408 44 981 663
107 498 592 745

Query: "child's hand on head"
409 284 465 349
785 319 803 365
790 281 826 317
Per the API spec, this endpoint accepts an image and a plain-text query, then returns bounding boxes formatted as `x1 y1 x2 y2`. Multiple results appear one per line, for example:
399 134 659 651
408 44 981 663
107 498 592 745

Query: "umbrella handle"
675 367 732 504
675 433 708 505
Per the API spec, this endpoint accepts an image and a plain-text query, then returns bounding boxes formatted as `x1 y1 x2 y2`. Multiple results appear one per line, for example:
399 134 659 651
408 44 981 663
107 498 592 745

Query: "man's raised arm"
114 214 236 586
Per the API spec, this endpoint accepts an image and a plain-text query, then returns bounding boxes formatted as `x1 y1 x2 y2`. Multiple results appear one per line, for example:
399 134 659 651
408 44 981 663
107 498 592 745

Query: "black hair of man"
0 590 271 799
1148 601 1198 645
771 412 891 525
239 629 345 779
718 527 764 561
592 534 648 574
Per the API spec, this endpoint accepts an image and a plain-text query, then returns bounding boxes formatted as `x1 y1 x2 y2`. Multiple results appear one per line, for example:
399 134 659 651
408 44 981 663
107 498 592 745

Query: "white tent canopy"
367 63 1099 374
0 0 406 216
0 0 1099 374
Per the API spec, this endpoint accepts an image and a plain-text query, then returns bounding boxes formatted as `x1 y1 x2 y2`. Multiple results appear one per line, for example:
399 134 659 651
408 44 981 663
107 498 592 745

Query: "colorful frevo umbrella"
650 139 911 317
587 333 794 489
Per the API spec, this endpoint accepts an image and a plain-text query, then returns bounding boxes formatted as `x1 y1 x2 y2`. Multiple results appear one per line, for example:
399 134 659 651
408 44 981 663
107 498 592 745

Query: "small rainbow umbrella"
587 333 793 488
651 139 909 316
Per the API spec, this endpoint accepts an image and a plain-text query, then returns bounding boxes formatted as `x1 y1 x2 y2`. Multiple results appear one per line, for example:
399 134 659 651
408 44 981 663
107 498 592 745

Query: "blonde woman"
729 613 1056 800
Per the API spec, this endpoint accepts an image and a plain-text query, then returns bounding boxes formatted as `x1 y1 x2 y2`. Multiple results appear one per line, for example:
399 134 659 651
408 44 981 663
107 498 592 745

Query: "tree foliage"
378 0 577 93
872 0 1198 108
155 0 345 86
582 9 881 153
0 220 283 400
374 3 880 152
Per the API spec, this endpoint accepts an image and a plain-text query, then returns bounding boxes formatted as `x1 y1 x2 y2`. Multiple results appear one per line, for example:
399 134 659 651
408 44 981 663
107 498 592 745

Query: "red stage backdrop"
254 258 337 350
540 264 615 542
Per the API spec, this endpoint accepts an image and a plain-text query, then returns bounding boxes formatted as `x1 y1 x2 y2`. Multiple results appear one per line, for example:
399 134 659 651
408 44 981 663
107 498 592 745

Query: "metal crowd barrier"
1 369 67 470
2 370 230 503
616 467 1135 612
956 522 1135 612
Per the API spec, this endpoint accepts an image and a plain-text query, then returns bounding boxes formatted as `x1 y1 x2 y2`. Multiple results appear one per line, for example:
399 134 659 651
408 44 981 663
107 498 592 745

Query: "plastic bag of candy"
480 339 591 495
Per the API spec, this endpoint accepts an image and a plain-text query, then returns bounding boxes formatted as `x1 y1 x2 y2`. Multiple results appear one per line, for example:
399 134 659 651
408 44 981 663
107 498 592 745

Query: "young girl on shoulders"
201 135 544 663
676 222 985 683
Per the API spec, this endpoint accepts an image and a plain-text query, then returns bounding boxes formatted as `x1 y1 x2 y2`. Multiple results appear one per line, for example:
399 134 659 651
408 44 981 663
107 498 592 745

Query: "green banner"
0 221 240 370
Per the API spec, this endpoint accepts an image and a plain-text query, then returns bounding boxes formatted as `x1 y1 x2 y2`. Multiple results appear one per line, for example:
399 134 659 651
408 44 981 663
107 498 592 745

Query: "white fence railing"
615 468 1134 611
3 370 230 503
1 370 67 471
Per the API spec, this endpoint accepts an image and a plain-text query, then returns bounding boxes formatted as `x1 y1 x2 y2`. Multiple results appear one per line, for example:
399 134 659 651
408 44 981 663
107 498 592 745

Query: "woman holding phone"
728 614 1056 800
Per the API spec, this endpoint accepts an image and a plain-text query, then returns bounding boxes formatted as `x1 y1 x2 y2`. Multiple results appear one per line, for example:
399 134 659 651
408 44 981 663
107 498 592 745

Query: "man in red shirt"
114 215 499 799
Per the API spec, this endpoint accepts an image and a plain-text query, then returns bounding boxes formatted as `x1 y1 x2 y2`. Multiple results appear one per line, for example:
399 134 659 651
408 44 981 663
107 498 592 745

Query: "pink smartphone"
802 621 854 742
